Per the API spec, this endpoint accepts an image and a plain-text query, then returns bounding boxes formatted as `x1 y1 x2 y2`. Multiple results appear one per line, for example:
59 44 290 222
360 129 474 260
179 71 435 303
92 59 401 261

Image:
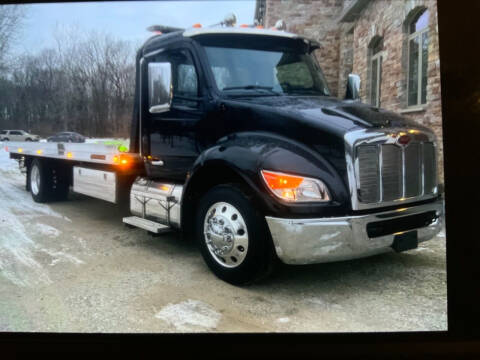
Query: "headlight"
261 170 331 202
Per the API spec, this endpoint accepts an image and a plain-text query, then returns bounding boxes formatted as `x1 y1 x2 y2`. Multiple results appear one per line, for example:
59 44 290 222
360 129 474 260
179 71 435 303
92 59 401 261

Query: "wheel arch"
181 160 270 240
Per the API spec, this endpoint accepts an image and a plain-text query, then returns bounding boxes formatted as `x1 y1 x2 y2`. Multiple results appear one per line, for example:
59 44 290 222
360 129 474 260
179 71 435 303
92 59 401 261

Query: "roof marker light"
192 23 202 28
256 25 264 29
274 19 287 30
240 24 249 28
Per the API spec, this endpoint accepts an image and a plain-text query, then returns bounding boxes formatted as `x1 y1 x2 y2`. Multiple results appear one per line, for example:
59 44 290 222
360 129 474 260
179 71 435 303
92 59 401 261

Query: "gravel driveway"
0 147 447 332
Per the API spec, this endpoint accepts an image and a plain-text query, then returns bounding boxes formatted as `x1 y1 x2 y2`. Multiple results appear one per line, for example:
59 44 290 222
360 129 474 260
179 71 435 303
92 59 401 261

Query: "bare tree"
1 23 137 138
0 5 26 72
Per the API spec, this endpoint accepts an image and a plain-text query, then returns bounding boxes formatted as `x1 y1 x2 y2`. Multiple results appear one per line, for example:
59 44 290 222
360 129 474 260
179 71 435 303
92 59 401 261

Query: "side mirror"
148 62 173 113
345 73 361 101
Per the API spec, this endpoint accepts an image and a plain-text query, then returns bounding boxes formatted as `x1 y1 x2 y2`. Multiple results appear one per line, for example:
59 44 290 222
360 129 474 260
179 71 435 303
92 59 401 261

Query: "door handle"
151 160 164 166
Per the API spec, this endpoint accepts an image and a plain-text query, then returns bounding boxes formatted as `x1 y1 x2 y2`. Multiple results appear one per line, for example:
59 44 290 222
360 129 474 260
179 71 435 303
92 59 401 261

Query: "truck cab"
8 25 444 285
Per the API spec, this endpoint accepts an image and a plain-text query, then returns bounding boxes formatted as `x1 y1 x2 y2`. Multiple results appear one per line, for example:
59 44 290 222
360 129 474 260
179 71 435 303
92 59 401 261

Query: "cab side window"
150 48 199 110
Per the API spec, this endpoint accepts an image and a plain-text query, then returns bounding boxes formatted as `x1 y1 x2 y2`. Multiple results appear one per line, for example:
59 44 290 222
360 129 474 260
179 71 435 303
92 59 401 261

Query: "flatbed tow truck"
6 17 444 285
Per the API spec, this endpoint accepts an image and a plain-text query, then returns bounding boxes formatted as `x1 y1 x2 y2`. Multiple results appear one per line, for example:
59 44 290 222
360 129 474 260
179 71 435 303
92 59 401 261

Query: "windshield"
201 45 331 97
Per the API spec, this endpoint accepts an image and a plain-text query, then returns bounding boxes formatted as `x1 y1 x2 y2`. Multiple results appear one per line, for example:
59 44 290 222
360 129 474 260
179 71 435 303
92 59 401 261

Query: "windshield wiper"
222 85 281 95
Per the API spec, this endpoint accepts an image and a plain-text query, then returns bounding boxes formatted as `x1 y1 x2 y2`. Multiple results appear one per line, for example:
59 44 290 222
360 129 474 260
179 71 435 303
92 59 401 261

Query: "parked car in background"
47 132 86 143
0 130 40 142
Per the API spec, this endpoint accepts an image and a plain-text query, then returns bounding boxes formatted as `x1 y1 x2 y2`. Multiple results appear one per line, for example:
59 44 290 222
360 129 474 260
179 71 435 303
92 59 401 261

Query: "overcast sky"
13 0 256 54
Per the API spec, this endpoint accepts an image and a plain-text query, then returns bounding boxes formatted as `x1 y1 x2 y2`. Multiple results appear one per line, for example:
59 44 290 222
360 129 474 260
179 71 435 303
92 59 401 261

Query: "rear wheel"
29 159 70 202
3 138 9 141
196 184 276 285
25 138 32 141
30 159 53 203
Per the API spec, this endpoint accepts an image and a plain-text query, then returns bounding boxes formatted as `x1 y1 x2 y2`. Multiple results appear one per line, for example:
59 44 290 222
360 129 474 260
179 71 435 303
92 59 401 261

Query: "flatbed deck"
5 141 138 167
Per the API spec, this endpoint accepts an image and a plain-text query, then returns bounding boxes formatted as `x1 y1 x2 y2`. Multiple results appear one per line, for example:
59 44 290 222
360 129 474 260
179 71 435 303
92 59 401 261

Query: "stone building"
255 0 443 179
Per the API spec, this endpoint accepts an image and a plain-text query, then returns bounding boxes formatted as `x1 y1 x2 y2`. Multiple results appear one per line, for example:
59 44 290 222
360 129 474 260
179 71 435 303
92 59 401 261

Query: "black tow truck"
7 22 444 285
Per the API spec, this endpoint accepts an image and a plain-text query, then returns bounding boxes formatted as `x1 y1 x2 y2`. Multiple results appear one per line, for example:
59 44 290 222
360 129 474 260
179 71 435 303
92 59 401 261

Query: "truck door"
143 47 204 181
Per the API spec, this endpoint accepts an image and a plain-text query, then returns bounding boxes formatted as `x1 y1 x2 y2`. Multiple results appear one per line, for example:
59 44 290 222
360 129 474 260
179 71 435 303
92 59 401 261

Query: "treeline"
0 29 138 138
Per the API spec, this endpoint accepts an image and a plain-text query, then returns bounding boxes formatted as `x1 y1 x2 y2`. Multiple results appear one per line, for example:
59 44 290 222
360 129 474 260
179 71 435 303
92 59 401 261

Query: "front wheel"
196 184 276 285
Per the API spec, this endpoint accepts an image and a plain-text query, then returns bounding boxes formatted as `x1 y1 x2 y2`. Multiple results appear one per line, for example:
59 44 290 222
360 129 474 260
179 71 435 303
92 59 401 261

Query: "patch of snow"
39 248 84 266
277 317 290 323
413 246 434 253
437 231 445 238
155 300 221 332
35 223 61 238
0 147 79 286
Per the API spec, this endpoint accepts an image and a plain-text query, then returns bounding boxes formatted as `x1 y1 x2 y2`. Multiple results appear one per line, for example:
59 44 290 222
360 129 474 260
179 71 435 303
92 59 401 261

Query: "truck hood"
220 95 433 187
235 95 428 132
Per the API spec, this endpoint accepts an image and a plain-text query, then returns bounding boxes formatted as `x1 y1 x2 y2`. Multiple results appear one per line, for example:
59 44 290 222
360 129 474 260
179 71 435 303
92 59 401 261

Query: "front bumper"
265 198 444 265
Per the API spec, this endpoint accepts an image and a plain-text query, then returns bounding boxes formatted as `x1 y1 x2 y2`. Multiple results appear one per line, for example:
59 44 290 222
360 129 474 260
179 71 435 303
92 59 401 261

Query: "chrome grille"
381 144 402 201
356 141 436 204
357 145 379 203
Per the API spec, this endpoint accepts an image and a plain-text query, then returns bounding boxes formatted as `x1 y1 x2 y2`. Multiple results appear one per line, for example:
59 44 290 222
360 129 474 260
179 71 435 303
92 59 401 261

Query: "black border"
0 0 480 356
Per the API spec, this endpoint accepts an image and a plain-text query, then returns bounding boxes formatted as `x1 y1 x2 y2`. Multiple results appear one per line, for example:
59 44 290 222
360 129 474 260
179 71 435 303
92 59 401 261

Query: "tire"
3 138 9 141
196 184 276 285
29 159 54 203
25 138 32 141
29 159 69 202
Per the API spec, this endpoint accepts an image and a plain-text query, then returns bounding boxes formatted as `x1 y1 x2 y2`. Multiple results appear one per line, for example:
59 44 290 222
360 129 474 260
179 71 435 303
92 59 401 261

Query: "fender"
182 131 350 221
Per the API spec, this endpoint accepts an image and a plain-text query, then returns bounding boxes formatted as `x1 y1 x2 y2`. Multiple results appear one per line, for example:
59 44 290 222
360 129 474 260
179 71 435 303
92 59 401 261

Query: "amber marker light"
36 149 43 155
192 23 202 28
160 185 171 192
261 170 304 190
17 147 23 153
66 152 73 158
114 154 131 166
261 170 331 202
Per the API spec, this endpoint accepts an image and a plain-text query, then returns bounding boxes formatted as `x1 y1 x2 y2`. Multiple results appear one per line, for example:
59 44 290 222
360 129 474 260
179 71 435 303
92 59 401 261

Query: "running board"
122 216 172 234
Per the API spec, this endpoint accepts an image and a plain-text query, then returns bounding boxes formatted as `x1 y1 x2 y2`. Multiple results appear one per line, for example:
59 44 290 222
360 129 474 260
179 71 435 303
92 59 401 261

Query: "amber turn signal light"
261 170 304 190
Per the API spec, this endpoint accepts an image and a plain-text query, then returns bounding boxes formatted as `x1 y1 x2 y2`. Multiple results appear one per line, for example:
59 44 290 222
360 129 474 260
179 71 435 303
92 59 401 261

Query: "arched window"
407 9 429 107
369 37 383 107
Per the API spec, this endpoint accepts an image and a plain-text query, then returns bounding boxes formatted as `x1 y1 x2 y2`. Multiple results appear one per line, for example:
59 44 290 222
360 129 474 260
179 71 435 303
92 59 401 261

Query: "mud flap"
391 230 418 252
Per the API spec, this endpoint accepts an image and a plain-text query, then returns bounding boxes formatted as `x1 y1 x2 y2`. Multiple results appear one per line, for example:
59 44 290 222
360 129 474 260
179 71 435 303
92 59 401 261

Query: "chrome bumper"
265 198 444 265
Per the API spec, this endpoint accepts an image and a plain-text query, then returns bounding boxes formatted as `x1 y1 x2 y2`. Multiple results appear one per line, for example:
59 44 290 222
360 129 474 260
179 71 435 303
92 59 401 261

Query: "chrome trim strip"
421 142 425 196
139 57 144 158
401 146 406 198
378 144 383 202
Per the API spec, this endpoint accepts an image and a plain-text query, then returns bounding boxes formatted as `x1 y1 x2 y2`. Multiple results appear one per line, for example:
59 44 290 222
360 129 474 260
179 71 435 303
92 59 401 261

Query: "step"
122 216 172 234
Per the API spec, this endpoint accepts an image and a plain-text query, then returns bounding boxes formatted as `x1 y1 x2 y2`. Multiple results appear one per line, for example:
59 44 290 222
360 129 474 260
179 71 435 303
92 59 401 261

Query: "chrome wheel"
203 201 249 268
30 164 40 195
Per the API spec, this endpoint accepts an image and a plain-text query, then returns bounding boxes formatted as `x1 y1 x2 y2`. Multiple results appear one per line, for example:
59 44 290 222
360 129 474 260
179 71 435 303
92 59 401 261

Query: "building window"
370 37 383 108
407 9 429 107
